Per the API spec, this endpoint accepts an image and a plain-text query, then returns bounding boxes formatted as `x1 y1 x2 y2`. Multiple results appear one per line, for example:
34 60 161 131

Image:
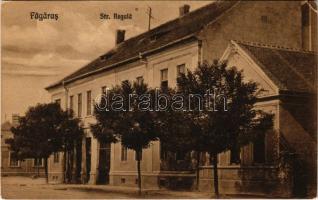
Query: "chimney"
115 29 126 45
179 4 190 17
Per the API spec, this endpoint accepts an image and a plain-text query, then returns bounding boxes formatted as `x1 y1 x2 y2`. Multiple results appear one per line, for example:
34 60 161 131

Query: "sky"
1 1 212 122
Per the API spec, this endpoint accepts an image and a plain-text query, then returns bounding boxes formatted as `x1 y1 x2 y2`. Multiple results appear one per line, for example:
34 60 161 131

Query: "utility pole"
147 6 154 30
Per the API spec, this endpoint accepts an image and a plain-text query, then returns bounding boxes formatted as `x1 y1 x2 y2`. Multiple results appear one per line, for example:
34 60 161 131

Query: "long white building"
45 1 317 197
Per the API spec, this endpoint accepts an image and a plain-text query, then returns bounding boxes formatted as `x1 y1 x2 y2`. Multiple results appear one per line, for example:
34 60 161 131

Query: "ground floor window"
121 144 128 161
176 151 186 161
34 158 43 167
253 133 266 163
135 149 142 161
230 144 241 164
9 152 19 167
53 152 59 163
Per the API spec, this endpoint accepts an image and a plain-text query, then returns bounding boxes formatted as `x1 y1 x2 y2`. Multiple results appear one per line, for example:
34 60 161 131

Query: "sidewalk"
1 176 277 199
56 184 212 199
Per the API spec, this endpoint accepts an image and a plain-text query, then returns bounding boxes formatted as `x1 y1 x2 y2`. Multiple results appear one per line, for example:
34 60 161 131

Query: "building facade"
45 1 317 197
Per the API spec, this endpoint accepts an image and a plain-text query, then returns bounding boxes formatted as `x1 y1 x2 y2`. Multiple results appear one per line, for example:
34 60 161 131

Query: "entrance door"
86 138 91 183
97 141 111 184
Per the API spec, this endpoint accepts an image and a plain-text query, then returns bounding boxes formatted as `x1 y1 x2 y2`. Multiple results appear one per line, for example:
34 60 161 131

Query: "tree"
6 103 83 183
91 87 121 184
114 80 158 196
175 61 274 197
156 89 204 188
60 110 84 183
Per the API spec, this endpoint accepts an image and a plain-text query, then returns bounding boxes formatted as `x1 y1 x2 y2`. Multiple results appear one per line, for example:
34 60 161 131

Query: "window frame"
69 95 74 112
136 76 144 85
160 68 168 88
86 90 92 116
53 152 59 163
176 64 186 78
121 144 128 162
33 158 44 167
9 152 20 167
77 93 82 118
135 149 142 161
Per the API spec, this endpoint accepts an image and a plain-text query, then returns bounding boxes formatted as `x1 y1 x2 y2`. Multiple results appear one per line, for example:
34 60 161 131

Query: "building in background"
45 1 317 197
1 115 45 177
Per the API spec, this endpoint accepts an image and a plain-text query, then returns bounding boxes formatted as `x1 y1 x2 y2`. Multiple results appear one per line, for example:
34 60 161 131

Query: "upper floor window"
55 99 61 106
160 69 168 89
53 152 59 163
9 152 19 167
87 90 92 116
121 144 128 161
101 86 107 95
78 93 82 117
136 76 143 85
176 64 186 77
69 96 74 112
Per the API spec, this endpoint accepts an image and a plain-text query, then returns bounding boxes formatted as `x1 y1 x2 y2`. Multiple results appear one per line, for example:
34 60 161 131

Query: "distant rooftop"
235 41 317 94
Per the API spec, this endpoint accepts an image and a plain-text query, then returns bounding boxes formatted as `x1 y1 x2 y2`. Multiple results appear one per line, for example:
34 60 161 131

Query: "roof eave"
46 34 198 90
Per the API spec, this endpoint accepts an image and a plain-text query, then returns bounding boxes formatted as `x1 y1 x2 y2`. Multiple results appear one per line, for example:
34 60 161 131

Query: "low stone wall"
198 165 292 197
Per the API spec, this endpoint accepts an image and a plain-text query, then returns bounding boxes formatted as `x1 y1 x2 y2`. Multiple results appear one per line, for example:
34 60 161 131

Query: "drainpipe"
198 40 203 66
62 81 69 183
62 81 69 111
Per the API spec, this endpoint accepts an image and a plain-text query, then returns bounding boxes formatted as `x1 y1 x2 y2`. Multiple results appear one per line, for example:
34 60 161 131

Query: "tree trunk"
36 157 40 177
195 151 201 190
71 141 77 183
136 149 142 196
44 157 49 184
212 152 219 198
67 150 72 183
63 148 67 183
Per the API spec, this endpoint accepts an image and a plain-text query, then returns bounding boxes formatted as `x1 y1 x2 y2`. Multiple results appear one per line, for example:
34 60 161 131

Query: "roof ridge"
233 40 317 54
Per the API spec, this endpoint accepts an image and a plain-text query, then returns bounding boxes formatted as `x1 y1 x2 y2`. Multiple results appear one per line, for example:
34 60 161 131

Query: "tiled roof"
236 41 317 94
46 1 238 90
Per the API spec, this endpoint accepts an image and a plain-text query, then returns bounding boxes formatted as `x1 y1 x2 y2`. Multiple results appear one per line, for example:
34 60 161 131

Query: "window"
135 149 142 161
55 99 61 106
160 143 167 160
136 76 143 85
34 158 43 167
253 133 266 164
53 152 59 163
261 15 268 23
176 64 186 77
101 86 107 95
9 152 19 167
87 91 92 115
160 69 168 89
230 145 241 164
69 96 74 112
78 93 82 117
122 80 129 86
176 151 186 161
121 144 128 161
302 3 310 27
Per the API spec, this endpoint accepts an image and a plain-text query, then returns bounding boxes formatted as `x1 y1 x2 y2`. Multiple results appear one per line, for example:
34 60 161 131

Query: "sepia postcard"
1 0 317 199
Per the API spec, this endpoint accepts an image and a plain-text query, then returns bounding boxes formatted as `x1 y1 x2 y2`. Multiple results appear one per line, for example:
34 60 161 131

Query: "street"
1 176 211 199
